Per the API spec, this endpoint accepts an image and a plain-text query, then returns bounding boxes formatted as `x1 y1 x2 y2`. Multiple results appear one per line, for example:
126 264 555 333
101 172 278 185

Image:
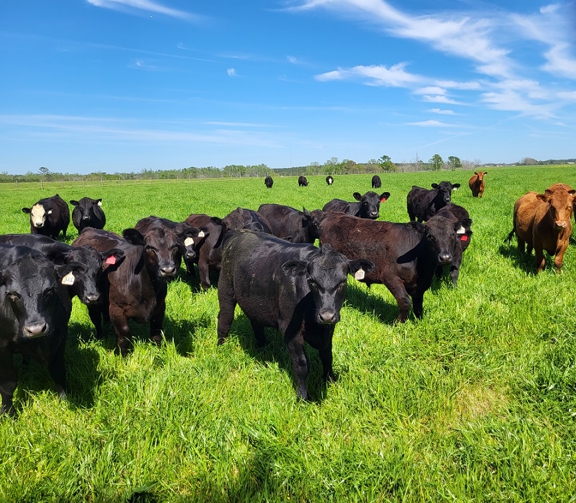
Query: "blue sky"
1 0 575 174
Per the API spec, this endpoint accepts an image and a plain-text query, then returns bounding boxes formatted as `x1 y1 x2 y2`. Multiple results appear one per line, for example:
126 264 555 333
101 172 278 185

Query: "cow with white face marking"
22 194 70 239
70 197 106 233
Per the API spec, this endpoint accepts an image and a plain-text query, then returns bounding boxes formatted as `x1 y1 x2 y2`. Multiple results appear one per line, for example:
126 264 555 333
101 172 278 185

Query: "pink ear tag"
460 235 469 242
106 255 117 265
381 197 387 202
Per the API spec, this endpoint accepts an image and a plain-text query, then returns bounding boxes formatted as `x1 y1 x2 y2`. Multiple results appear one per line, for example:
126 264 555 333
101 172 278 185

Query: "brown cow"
508 185 576 273
468 171 487 198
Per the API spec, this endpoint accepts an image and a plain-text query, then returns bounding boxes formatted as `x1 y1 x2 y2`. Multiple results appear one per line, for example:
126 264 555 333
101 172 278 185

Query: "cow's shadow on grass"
345 282 403 324
499 242 538 275
227 314 332 403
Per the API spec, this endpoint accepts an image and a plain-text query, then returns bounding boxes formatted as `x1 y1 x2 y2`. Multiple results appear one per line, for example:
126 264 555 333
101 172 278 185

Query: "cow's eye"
308 280 317 289
145 246 158 253
43 288 56 298
337 282 346 291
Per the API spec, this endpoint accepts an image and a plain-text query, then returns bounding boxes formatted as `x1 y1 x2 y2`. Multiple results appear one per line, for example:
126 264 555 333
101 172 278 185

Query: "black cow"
185 214 226 290
372 175 382 188
135 216 207 275
70 197 106 233
322 191 390 220
0 245 83 415
407 181 461 222
22 194 70 239
298 176 308 187
326 175 334 186
264 176 274 188
223 207 273 234
217 230 374 400
0 233 124 306
73 226 182 355
318 213 467 321
257 204 323 244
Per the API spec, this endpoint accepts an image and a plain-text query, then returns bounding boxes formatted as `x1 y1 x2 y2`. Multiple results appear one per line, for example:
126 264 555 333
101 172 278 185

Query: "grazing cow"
184 214 226 290
73 226 183 355
0 245 83 415
318 213 467 321
298 176 308 187
407 181 461 222
0 233 124 306
135 216 207 275
223 207 273 234
468 172 487 198
372 175 382 189
22 194 70 239
322 191 390 220
70 197 106 233
264 176 274 189
257 204 323 244
508 186 576 273
217 230 374 400
326 175 334 186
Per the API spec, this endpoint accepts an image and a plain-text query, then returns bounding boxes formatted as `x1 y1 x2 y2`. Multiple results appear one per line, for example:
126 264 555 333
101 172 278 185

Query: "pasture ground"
1 166 576 502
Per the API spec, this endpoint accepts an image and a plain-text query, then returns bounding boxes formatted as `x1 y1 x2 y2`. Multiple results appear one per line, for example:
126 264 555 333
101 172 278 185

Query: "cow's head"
70 197 103 222
353 191 391 219
22 203 52 228
474 171 487 180
123 227 181 279
424 215 471 265
432 181 460 204
282 244 374 325
539 188 576 230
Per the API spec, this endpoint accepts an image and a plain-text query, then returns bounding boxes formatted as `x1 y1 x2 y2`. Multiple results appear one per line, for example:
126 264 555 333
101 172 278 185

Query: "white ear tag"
184 237 194 246
354 268 365 280
62 272 75 286
456 225 466 235
98 201 103 206
198 231 205 238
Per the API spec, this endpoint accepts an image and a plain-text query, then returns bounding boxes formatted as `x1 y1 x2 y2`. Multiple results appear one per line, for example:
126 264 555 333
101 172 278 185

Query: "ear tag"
61 272 75 286
98 201 103 206
460 235 469 242
380 197 387 202
47 209 53 214
105 255 117 265
456 225 466 235
184 237 195 246
354 268 365 280
198 231 205 238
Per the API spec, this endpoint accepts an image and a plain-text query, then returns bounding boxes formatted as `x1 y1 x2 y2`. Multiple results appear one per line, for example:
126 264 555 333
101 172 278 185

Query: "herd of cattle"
2 170 576 413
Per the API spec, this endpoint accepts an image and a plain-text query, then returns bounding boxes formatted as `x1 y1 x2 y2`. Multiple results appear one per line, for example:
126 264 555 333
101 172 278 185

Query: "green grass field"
1 166 576 502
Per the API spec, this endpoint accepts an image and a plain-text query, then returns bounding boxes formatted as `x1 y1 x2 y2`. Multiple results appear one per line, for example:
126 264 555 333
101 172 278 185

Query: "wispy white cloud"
429 108 456 115
87 0 201 21
406 120 452 127
227 68 237 77
316 62 422 87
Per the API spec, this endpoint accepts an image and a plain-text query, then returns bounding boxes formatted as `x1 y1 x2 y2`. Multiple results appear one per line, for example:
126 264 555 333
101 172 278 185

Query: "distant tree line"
1 155 573 183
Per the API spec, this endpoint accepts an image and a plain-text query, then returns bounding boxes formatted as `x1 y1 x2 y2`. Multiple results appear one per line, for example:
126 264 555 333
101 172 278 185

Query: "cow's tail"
505 229 515 243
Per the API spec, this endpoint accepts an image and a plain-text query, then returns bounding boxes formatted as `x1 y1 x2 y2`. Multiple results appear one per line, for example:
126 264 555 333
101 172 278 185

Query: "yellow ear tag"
354 268 365 280
184 237 194 246
62 272 75 286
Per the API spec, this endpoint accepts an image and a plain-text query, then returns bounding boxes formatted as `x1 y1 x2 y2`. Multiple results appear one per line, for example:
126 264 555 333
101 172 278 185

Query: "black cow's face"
71 198 102 222
432 181 460 203
123 227 180 279
424 215 465 265
0 253 75 339
354 191 387 219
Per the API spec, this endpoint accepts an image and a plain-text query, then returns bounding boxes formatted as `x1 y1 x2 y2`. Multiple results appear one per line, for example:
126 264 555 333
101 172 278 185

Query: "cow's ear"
474 172 478 175
452 183 461 190
22 207 31 214
122 228 145 246
282 260 307 276
380 192 391 201
431 183 439 189
44 247 70 265
56 261 87 285
353 192 362 201
97 199 103 206
70 200 79 206
348 259 374 280
102 248 125 270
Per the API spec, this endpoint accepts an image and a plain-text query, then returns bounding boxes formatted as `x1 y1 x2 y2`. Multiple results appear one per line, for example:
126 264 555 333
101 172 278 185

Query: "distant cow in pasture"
265 176 274 189
326 175 334 185
257 204 323 244
298 176 308 187
0 245 82 415
318 213 467 321
468 172 487 198
407 181 460 222
507 185 576 273
135 216 207 275
217 230 374 400
22 194 70 239
73 226 183 355
322 191 390 220
372 175 382 189
184 214 226 290
0 233 124 307
70 197 106 233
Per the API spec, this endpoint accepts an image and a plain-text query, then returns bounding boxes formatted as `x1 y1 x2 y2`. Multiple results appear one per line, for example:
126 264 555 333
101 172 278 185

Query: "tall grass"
1 166 576 501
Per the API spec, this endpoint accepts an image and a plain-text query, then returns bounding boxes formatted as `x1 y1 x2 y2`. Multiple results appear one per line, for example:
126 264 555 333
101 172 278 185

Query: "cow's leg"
88 304 104 338
412 294 424 319
198 259 211 290
385 280 412 322
285 328 310 400
109 305 132 356
534 240 546 272
150 305 166 347
217 279 236 345
553 243 568 273
0 354 18 416
449 265 460 286
48 338 68 400
250 320 267 347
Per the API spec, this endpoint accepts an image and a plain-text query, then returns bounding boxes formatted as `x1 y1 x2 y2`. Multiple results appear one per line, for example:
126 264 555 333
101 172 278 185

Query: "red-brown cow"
508 185 576 273
468 171 487 198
